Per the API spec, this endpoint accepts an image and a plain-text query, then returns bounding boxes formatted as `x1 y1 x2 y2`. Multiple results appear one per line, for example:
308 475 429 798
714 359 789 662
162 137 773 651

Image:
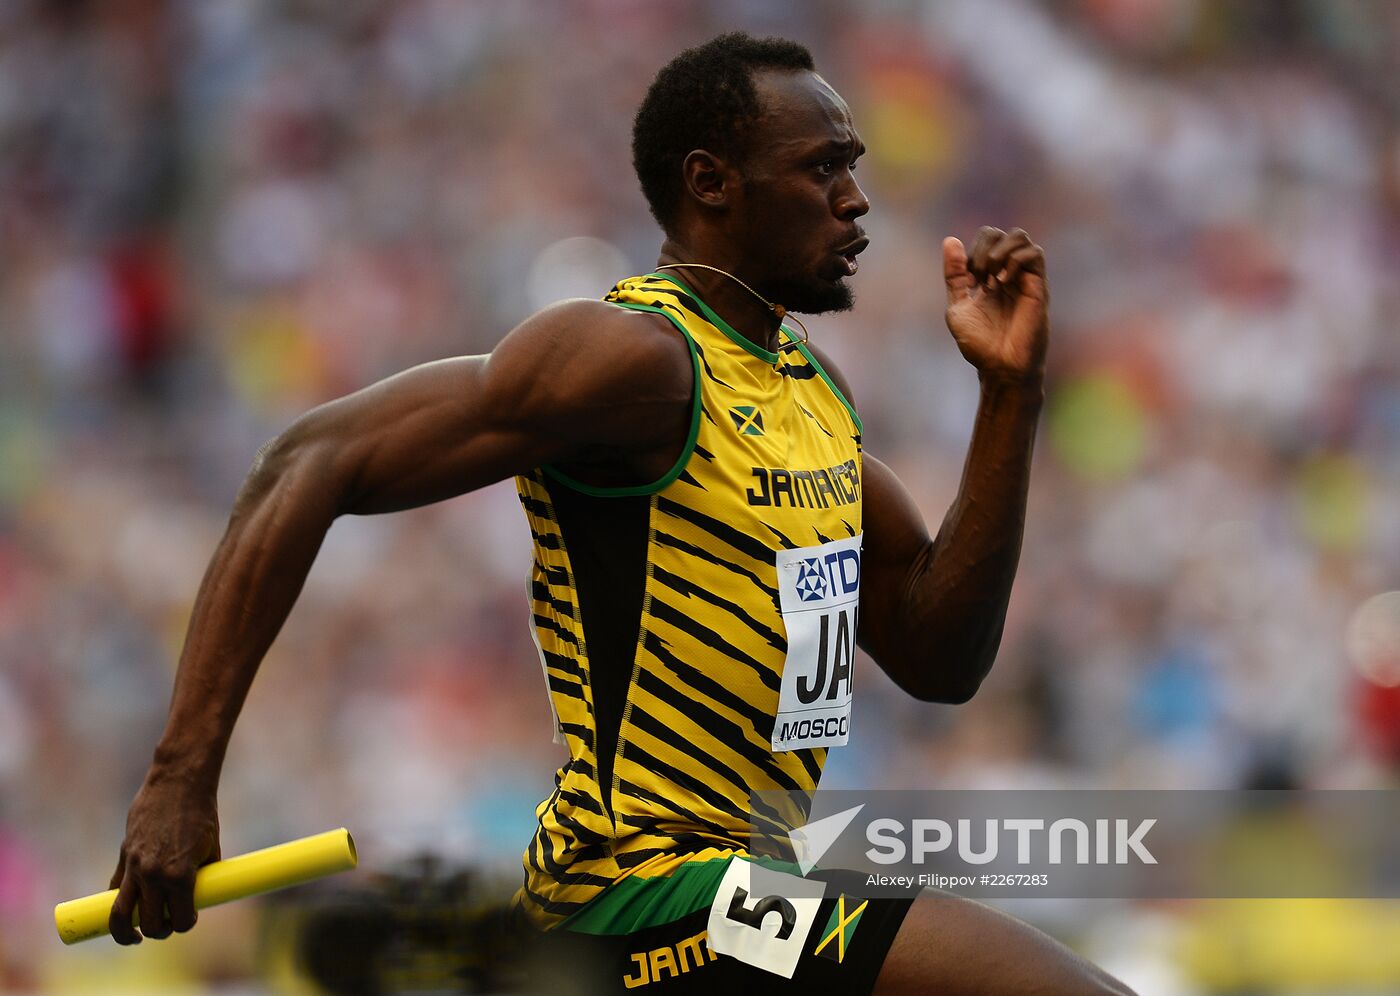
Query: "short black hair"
632 32 815 234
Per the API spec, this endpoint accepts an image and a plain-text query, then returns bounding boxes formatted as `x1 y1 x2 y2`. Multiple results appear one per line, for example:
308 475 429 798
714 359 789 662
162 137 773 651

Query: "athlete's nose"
835 174 870 220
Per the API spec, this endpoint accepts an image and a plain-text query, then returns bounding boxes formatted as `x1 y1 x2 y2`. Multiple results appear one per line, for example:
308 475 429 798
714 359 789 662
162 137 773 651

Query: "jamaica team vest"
514 273 863 927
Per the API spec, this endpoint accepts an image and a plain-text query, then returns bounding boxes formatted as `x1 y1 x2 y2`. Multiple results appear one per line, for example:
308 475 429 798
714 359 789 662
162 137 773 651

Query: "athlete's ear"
681 149 735 212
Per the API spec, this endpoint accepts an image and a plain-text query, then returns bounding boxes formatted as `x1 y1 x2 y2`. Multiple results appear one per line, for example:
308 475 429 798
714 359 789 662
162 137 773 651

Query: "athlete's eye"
815 160 836 177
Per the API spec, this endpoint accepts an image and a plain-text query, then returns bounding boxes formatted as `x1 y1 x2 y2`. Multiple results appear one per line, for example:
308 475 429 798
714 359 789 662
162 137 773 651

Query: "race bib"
771 534 861 752
705 857 826 978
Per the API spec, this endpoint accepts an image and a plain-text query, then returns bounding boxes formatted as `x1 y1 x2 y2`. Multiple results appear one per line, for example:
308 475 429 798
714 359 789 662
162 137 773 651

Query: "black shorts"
519 856 914 995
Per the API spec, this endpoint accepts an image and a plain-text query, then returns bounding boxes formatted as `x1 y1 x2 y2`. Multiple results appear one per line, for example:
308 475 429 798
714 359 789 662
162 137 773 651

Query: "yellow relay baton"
55 827 358 944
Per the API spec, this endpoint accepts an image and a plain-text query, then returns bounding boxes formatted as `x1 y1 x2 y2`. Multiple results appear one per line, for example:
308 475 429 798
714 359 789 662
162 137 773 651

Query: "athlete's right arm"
107 299 693 945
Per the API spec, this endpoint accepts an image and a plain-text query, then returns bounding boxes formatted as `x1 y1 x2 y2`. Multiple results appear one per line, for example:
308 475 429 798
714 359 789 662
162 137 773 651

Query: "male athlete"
108 33 1131 994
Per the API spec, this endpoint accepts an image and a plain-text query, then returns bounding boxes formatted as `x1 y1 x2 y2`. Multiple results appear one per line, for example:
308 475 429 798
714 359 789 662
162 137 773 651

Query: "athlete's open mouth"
836 236 869 276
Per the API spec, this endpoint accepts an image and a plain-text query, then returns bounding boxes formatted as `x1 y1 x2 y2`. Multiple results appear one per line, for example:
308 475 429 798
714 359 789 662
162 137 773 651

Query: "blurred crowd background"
2 0 1398 992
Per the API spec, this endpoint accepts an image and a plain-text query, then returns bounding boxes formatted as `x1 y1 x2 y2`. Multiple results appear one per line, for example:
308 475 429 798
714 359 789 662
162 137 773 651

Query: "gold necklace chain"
655 263 810 351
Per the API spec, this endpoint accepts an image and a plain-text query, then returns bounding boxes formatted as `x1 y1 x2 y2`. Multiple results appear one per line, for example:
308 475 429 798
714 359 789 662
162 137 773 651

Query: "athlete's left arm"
844 228 1048 702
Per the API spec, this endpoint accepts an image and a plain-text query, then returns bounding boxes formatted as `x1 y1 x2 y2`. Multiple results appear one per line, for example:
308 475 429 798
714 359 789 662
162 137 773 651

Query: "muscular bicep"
276 300 693 515
285 354 540 515
858 455 937 685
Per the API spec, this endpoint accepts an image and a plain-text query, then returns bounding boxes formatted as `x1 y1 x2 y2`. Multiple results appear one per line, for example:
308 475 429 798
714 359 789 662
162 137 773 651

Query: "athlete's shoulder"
491 296 690 387
482 297 694 449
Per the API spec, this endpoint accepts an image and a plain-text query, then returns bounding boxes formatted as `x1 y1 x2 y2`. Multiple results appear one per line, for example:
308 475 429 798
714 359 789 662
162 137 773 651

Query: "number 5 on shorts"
706 857 826 978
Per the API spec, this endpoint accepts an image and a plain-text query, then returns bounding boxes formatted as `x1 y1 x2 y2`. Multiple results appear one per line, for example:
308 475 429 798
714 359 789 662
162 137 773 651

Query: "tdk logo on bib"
795 560 829 601
773 534 861 752
795 550 860 602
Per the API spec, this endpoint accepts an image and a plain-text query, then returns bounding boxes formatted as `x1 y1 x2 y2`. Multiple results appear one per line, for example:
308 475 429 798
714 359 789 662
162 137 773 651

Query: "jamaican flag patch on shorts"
813 894 869 963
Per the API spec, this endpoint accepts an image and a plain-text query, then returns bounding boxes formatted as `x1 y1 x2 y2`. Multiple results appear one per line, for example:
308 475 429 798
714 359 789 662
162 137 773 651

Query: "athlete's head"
633 33 870 315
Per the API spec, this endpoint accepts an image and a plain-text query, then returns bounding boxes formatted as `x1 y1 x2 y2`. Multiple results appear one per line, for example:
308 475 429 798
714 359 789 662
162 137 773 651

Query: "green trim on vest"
793 340 863 435
641 273 863 437
540 302 703 498
648 272 781 365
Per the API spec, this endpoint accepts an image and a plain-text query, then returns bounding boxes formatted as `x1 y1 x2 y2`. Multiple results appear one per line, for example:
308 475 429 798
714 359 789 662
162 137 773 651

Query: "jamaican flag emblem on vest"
729 405 765 436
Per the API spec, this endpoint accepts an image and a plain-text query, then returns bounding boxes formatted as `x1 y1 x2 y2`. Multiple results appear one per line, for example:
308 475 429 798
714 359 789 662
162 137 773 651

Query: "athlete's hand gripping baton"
55 827 357 944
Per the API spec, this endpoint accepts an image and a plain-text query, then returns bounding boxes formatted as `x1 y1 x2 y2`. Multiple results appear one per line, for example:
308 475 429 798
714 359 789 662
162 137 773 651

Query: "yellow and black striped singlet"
514 273 863 928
